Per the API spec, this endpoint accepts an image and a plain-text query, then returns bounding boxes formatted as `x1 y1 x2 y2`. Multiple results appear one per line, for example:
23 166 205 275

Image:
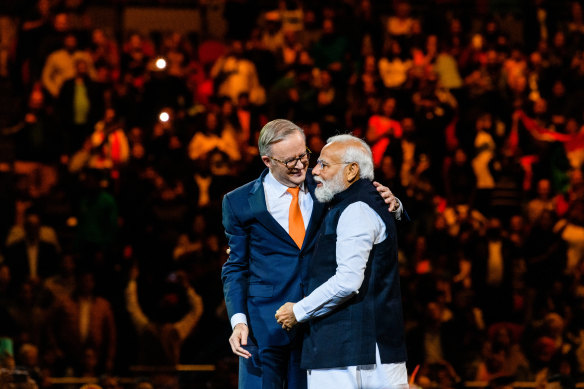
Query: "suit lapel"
248 170 298 247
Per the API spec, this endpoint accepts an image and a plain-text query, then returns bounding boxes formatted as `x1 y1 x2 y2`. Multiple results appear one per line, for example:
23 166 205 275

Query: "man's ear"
261 155 271 168
346 163 360 182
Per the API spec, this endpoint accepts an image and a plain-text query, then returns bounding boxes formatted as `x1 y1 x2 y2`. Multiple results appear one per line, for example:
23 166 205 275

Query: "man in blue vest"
275 134 408 388
222 120 402 388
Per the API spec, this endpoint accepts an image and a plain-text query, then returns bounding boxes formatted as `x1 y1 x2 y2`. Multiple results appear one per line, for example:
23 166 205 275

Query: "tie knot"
287 187 300 198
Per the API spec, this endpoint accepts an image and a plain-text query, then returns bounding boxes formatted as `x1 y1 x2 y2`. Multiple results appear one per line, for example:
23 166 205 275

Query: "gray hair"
258 119 305 156
326 134 374 181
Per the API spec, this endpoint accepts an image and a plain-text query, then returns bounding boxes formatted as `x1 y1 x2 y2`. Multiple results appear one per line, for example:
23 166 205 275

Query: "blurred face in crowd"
537 179 551 200
24 213 41 243
322 19 334 35
262 131 309 188
205 112 218 132
53 13 69 32
0 265 10 286
476 114 492 131
382 97 396 117
75 59 89 77
64 34 77 53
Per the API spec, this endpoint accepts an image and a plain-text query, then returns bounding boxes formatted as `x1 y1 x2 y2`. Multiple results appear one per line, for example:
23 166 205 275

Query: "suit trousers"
238 341 307 389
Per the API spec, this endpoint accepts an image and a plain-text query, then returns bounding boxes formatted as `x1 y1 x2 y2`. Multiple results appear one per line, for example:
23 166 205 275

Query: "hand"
275 302 297 330
229 323 252 359
373 181 400 212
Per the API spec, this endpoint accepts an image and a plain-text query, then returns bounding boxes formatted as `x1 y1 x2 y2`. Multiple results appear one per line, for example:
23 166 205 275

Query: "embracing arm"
373 181 407 221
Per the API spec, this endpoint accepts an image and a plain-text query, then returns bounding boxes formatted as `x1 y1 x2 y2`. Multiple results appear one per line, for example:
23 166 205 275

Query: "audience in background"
0 1 583 388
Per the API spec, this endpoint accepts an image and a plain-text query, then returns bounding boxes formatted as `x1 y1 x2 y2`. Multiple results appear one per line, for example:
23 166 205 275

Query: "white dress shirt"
230 171 314 329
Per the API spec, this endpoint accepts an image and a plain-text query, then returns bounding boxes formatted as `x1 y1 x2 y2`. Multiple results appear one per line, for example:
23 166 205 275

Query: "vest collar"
330 178 368 206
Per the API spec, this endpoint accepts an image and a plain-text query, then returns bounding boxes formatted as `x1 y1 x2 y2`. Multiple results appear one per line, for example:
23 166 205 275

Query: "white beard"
314 170 346 203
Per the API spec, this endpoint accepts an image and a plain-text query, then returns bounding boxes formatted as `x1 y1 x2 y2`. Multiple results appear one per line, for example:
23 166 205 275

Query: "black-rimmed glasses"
270 148 312 169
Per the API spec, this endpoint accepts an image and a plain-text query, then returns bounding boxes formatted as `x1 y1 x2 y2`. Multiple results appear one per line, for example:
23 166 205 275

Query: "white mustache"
313 177 324 184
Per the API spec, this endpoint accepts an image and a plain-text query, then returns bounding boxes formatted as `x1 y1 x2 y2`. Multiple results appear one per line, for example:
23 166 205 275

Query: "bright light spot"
159 111 170 122
155 58 167 69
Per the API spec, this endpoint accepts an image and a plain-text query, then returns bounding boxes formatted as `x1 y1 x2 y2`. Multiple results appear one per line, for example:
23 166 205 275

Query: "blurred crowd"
0 0 583 388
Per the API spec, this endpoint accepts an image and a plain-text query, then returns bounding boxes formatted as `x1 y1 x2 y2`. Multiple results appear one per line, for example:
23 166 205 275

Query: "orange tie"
287 187 305 249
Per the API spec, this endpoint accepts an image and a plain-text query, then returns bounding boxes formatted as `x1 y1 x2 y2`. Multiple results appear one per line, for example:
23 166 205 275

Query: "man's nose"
292 158 303 169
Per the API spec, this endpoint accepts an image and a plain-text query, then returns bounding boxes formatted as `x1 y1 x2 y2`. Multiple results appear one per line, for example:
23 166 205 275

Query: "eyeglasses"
315 159 349 170
270 148 311 169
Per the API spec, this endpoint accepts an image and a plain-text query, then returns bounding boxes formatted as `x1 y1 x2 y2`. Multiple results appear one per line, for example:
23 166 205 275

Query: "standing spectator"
41 34 95 99
311 18 348 73
57 58 105 154
11 85 59 162
125 267 203 365
188 111 241 164
48 271 116 374
6 281 46 347
445 148 476 207
554 200 584 274
4 206 60 286
525 178 557 223
366 96 403 167
75 169 118 268
210 40 265 106
378 40 412 90
471 217 514 324
89 28 119 83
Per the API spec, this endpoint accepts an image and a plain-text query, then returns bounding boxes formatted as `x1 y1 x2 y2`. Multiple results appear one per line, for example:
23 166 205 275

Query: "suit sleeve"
221 193 250 325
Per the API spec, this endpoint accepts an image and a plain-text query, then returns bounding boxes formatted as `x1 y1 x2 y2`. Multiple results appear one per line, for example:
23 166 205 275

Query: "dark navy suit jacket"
221 168 326 348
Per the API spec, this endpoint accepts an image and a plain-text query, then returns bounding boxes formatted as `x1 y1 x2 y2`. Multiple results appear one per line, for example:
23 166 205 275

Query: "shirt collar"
265 170 305 198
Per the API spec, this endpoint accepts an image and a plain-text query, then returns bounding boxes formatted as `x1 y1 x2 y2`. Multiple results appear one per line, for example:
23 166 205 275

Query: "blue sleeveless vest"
300 179 407 369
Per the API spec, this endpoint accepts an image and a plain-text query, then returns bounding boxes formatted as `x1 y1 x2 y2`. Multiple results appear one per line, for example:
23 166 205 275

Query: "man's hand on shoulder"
229 323 252 359
373 181 401 213
275 302 297 330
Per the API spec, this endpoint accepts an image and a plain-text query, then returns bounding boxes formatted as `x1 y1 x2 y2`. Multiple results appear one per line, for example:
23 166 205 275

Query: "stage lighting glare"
155 58 167 70
159 111 170 122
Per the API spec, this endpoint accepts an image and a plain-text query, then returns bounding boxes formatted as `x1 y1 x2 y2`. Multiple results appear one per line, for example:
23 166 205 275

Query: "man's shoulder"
224 171 265 201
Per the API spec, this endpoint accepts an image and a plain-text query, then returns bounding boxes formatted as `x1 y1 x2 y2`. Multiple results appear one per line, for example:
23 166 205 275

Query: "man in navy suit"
221 119 401 388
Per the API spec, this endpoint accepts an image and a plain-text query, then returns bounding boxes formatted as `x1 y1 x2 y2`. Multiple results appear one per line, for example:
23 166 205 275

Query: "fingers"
391 199 400 211
229 339 252 358
229 326 251 359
